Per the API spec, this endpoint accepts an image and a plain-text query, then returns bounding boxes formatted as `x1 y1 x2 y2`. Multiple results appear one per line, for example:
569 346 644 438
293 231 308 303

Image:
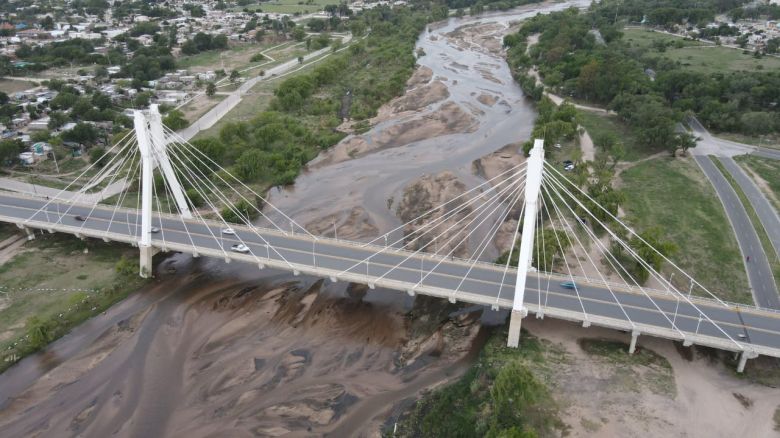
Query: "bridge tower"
507 139 544 348
134 105 192 277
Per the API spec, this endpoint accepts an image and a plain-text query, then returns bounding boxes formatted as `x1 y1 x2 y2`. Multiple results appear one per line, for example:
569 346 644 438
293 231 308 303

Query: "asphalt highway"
1 192 779 355
718 157 780 260
695 156 780 310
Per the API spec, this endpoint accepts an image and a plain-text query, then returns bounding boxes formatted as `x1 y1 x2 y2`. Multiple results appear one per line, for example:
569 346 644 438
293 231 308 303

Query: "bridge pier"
737 350 759 373
507 309 527 348
629 330 640 354
23 227 35 241
139 245 157 278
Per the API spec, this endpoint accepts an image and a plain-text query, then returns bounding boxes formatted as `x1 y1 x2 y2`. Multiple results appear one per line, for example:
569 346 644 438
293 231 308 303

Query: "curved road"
694 156 780 309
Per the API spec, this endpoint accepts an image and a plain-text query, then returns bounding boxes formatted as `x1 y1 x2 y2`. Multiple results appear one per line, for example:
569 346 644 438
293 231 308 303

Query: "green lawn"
233 0 338 14
619 157 750 303
735 155 780 213
579 111 664 161
176 44 271 71
623 28 780 74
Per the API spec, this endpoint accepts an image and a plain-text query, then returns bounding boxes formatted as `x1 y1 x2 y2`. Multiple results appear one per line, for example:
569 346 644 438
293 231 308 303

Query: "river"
0 2 588 436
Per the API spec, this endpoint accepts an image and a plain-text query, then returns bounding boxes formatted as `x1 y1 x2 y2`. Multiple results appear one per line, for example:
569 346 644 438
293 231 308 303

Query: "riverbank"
0 232 149 373
0 256 487 436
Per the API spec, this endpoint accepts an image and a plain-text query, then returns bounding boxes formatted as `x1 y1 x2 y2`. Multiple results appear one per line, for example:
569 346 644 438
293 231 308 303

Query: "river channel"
0 2 588 436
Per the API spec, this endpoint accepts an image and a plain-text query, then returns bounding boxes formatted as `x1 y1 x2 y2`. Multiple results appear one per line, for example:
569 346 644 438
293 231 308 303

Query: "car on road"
150 227 160 233
74 215 85 221
231 243 250 253
560 281 577 289
222 227 235 235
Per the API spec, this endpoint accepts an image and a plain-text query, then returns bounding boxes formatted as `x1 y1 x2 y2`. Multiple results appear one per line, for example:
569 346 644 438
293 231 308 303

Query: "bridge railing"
4 190 777 317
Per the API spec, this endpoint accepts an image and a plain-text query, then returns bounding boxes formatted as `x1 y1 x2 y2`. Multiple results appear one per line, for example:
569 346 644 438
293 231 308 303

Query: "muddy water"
0 3 590 437
266 0 588 241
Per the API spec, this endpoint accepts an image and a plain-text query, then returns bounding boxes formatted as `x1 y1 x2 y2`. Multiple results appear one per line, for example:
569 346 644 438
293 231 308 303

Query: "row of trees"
181 32 229 55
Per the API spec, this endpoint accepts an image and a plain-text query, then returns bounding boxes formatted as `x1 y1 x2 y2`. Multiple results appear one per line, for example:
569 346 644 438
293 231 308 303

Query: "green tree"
25 316 53 350
62 123 99 145
626 228 677 284
292 27 306 41
674 132 698 156
206 82 217 97
163 109 188 130
229 69 240 83
90 146 107 167
221 199 258 223
490 361 550 434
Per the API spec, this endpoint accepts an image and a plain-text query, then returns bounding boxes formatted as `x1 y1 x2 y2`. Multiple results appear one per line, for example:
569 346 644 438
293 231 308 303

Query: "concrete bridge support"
139 244 155 278
737 350 759 373
629 330 640 354
508 139 544 348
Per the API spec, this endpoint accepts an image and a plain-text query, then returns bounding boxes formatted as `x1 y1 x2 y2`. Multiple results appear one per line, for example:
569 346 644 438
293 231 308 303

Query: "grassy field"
579 111 665 161
194 49 333 139
0 233 147 372
735 155 780 213
233 0 338 14
177 43 279 72
619 157 751 303
623 27 706 50
0 78 36 94
623 28 780 74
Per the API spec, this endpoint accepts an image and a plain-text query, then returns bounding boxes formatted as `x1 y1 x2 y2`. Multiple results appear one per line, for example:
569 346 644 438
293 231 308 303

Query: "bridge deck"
1 192 779 358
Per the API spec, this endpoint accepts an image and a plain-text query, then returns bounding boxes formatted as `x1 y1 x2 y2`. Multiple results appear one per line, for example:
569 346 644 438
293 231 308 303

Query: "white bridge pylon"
134 105 192 277
508 139 544 347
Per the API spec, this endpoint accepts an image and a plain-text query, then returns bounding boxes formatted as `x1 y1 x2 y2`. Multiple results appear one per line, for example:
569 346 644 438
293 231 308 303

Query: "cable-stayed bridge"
1 106 779 372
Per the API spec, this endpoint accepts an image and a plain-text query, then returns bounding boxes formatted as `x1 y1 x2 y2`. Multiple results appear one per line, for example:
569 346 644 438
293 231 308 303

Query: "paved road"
694 156 780 309
718 157 780 260
177 33 354 141
689 116 780 160
0 177 126 203
1 193 779 357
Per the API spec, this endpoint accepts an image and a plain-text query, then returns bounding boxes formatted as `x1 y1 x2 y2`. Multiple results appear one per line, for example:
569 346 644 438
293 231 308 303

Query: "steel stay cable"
336 170 526 277
411 178 527 291
543 168 742 348
163 126 313 238
357 176 525 284
538 181 589 321
23 130 134 225
544 161 730 306
541 179 636 328
495 195 525 305
362 162 527 247
165 139 297 270
451 178 525 299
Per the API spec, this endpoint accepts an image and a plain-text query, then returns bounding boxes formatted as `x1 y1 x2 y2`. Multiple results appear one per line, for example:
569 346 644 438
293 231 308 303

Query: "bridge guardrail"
3 191 779 318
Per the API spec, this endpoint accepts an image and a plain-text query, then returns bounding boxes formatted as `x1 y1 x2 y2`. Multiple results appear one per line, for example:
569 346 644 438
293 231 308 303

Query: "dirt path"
579 125 596 162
